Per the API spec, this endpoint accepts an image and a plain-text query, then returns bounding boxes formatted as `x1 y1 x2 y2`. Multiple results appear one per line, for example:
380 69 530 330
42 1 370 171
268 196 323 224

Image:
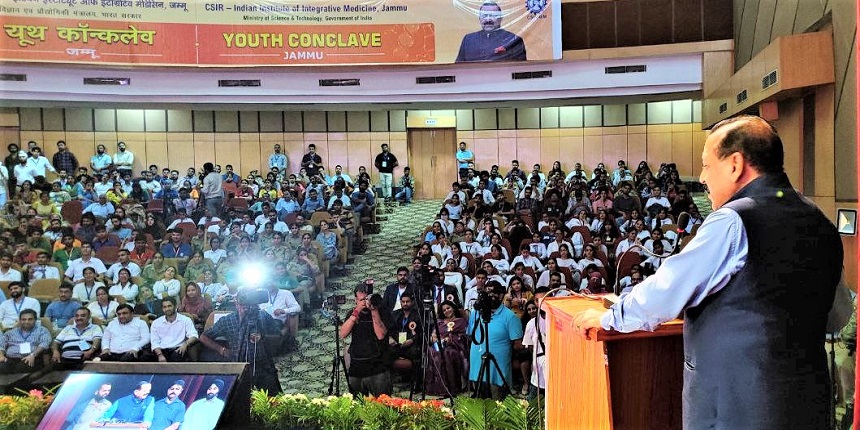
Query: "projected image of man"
455 1 527 63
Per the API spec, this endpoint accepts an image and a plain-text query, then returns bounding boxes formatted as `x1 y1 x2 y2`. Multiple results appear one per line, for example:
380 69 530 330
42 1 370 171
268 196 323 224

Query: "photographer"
199 289 282 394
339 281 393 396
468 280 523 399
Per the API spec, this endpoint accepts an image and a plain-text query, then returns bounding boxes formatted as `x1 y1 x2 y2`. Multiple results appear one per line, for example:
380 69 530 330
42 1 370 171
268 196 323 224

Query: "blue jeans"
395 187 412 203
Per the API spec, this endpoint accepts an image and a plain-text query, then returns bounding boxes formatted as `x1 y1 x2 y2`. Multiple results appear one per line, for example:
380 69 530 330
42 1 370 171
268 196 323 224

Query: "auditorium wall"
733 0 856 202
4 100 707 182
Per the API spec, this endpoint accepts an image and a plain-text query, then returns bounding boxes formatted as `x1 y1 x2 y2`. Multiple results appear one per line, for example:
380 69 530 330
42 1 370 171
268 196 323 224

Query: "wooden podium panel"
544 296 683 430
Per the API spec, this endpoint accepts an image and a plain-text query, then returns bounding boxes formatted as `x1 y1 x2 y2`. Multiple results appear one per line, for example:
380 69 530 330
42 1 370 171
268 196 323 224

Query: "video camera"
236 288 268 306
325 294 347 307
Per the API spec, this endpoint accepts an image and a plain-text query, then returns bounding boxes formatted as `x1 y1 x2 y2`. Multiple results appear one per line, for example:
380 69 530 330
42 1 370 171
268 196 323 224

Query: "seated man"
350 181 376 219
0 309 52 374
160 228 192 264
260 280 301 351
388 292 422 379
105 249 141 284
51 306 103 369
0 252 22 284
27 251 61 281
100 304 151 362
0 282 41 330
45 282 78 329
150 297 197 362
64 243 107 283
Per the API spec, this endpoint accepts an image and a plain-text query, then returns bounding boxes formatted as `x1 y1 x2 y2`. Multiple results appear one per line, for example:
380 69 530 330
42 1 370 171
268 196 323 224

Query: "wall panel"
671 131 694 177
143 132 168 172
166 134 195 176
239 133 262 177
645 132 673 172
192 133 215 170
582 135 603 172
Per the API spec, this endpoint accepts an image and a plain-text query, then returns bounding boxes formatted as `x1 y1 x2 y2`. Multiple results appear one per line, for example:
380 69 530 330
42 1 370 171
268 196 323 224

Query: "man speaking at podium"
574 115 843 429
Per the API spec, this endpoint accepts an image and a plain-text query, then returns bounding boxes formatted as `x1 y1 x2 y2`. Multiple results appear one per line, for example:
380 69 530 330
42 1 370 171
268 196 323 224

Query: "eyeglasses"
478 11 502 18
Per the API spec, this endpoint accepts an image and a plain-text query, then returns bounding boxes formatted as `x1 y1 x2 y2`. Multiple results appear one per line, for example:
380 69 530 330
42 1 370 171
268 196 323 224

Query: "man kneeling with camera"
339 280 393 396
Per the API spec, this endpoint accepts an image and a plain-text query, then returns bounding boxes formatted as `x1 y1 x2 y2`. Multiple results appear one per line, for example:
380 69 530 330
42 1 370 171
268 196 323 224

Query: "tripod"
325 306 351 395
471 312 510 399
409 296 450 401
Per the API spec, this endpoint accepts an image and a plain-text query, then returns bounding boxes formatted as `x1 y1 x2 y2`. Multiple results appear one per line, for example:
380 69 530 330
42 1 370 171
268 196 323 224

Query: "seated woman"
433 208 455 235
415 242 440 268
140 213 164 243
424 221 446 243
507 263 535 291
178 282 212 333
503 276 534 320
286 248 321 296
198 269 231 310
576 244 604 273
425 300 469 397
316 220 339 265
555 245 577 269
514 299 539 396
152 266 181 300
108 267 139 305
431 236 454 264
296 233 320 265
72 267 106 304
133 285 163 321
235 234 259 259
483 244 510 275
480 233 510 261
140 252 168 287
448 243 469 273
184 250 213 283
87 286 118 326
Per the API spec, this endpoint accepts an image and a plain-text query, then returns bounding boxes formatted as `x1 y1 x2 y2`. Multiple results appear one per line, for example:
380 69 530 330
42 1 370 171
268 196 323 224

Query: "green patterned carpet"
277 200 441 397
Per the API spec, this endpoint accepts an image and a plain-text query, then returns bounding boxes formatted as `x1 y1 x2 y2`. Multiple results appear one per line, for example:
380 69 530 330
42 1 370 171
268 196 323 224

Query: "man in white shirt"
65 243 107 282
139 171 162 195
463 270 488 311
0 282 40 330
100 304 150 361
644 186 671 217
27 146 56 178
182 379 226 430
105 249 141 283
471 180 495 206
150 297 197 362
13 151 36 186
27 251 61 281
113 142 134 177
0 253 21 284
261 282 301 338
327 165 354 188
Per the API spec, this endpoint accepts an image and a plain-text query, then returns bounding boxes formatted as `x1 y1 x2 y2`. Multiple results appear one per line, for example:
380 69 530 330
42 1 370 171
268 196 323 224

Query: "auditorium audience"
0 137 713 400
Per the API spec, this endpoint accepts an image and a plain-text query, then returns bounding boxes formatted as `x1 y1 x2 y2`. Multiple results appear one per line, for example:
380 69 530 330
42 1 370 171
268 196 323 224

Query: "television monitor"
36 362 248 430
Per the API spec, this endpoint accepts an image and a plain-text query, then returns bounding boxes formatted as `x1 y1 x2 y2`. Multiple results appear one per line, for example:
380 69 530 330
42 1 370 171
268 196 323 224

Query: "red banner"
1 16 197 65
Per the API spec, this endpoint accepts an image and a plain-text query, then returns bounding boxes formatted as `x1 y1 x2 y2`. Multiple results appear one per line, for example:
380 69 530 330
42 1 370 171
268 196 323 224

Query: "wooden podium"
543 296 684 430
